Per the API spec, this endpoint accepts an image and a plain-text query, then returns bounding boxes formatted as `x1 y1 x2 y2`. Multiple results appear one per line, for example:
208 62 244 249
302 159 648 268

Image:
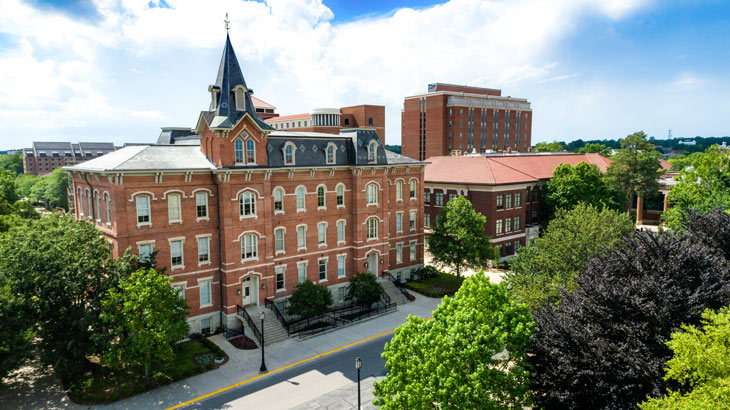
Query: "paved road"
186 333 394 409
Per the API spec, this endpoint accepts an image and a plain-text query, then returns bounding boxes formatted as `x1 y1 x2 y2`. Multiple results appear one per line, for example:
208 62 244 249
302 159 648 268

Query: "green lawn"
65 338 226 404
404 272 464 297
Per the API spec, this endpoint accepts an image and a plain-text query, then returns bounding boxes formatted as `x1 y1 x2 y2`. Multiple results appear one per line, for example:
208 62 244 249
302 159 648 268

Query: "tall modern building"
401 83 532 160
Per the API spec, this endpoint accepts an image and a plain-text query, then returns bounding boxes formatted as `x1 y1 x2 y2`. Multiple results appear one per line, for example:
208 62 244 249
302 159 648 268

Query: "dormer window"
234 139 244 164
283 142 296 165
368 140 377 163
233 85 247 111
208 85 220 110
246 139 255 164
325 143 337 165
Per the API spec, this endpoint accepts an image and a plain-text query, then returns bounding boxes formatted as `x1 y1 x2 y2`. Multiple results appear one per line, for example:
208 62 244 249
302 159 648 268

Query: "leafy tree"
0 280 34 381
0 215 137 377
605 131 663 212
427 196 496 277
505 203 634 310
286 280 333 325
662 145 730 228
100 268 189 378
529 225 730 409
577 142 612 156
533 141 566 152
373 274 534 409
680 208 730 262
15 173 39 199
544 162 621 218
0 152 23 175
345 272 384 309
639 307 730 410
30 168 68 210
0 170 19 206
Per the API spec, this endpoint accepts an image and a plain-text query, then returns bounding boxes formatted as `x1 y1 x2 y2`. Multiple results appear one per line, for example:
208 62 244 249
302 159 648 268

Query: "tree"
0 169 19 206
100 268 189 378
373 274 534 409
0 280 34 381
544 162 621 218
427 196 496 277
577 142 612 156
605 131 663 212
345 272 384 309
30 168 68 210
533 141 566 152
15 173 39 200
0 215 137 377
529 225 730 409
505 203 634 310
286 280 333 325
639 307 730 410
0 152 23 175
662 145 730 228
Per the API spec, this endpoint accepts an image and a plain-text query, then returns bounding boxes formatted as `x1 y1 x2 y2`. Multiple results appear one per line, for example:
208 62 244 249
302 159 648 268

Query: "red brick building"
402 83 532 161
66 35 425 334
264 105 386 144
23 141 117 176
423 153 612 259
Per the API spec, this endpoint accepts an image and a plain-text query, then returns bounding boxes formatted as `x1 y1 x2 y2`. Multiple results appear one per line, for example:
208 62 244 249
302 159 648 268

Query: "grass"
404 272 464 297
65 338 227 404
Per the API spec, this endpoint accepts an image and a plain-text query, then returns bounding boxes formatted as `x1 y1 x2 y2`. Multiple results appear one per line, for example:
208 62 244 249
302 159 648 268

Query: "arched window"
167 193 182 222
77 188 84 216
296 186 306 210
396 180 403 201
368 140 377 163
87 190 92 219
284 142 296 165
239 192 256 217
241 234 258 260
234 139 244 164
317 186 326 208
326 143 336 164
246 139 255 164
366 183 378 205
104 193 111 225
410 180 417 199
94 192 100 222
336 184 345 207
367 218 378 239
136 195 150 224
273 187 284 212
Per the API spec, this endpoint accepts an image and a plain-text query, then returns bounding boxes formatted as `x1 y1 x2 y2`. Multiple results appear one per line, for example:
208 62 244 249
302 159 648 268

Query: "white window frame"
104 192 111 226
317 222 327 247
196 235 211 266
424 191 431 205
435 192 443 207
337 254 346 278
367 217 378 241
506 194 513 209
169 237 185 270
241 234 259 261
496 219 503 235
396 243 403 264
325 143 337 165
172 281 186 300
198 277 213 308
336 183 345 208
410 240 417 261
395 212 403 233
137 240 155 264
245 138 255 164
367 140 377 163
274 227 286 254
239 191 257 219
136 195 151 227
424 213 431 227
505 217 512 233
283 142 297 165
297 224 307 251
395 180 403 201
196 192 209 221
234 138 244 165
409 179 417 200
318 257 328 282
296 186 306 212
337 219 346 244
317 185 327 210
273 187 285 214
514 216 521 231
275 266 286 292
167 193 182 224
366 183 378 206
297 261 307 283
515 192 522 208
409 210 417 231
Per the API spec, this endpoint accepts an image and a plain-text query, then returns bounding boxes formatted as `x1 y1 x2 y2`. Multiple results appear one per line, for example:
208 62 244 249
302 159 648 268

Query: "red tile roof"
265 113 310 121
251 96 275 110
424 153 614 185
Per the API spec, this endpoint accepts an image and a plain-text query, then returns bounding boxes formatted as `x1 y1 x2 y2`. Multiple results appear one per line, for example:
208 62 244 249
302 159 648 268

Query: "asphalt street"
186 333 394 409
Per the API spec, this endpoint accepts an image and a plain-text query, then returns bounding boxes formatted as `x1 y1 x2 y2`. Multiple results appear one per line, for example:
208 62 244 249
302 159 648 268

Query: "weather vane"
224 13 231 33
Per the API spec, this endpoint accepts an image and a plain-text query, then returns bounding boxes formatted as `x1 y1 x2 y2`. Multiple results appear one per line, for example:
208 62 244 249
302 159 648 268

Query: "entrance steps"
379 279 410 306
236 305 290 346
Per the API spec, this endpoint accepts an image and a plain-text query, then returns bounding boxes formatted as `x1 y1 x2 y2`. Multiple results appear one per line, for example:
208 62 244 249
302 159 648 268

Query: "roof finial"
224 13 231 34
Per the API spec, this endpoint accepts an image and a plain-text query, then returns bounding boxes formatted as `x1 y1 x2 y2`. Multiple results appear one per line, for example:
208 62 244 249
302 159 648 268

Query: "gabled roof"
425 153 613 185
265 113 310 121
251 96 275 110
66 145 215 172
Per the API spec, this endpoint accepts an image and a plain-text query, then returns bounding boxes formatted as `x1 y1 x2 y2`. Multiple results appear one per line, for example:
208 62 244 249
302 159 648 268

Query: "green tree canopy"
286 280 333 324
529 214 730 409
544 161 621 218
605 131 663 211
639 307 730 410
100 268 189 378
0 214 137 377
373 274 534 409
662 145 730 228
0 152 23 175
0 279 34 381
15 173 39 200
504 203 634 310
533 141 566 152
30 168 69 210
427 196 496 277
345 272 384 308
577 142 612 156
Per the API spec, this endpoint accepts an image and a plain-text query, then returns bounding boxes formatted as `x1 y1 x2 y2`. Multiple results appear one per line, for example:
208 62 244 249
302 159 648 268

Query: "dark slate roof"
201 35 272 131
385 149 422 165
157 128 198 145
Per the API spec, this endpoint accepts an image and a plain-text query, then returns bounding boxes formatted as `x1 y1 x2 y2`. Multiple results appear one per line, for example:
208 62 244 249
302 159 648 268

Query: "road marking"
164 328 396 410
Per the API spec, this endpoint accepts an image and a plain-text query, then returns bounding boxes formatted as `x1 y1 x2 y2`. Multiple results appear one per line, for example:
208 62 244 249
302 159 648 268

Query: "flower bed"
228 335 258 350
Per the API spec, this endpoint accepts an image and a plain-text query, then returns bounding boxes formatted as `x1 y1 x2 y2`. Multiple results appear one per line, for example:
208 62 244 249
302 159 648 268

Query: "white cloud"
0 0 664 148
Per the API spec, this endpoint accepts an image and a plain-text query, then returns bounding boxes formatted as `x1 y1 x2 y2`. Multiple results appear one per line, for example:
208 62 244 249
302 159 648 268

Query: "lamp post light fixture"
259 311 267 373
355 357 362 409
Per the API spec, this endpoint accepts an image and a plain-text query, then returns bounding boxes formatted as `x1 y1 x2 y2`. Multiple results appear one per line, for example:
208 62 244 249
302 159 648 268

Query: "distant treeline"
564 136 730 154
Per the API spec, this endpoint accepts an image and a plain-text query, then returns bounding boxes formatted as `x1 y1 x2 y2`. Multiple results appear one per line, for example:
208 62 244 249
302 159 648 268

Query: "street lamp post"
259 311 267 373
355 357 362 409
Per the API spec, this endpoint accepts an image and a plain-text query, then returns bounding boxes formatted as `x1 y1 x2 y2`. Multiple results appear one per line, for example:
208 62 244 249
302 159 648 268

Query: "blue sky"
0 0 728 150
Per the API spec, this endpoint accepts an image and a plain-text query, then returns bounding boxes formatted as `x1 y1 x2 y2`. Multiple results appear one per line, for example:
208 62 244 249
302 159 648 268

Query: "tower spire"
224 13 231 34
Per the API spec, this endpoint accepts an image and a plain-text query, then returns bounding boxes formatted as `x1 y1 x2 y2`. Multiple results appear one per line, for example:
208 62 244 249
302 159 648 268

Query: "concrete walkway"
0 292 442 410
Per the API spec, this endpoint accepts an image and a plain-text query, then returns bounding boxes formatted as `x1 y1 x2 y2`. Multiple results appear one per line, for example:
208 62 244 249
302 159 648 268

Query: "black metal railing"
264 297 290 335
296 302 397 339
383 270 413 300
236 304 262 345
224 325 244 339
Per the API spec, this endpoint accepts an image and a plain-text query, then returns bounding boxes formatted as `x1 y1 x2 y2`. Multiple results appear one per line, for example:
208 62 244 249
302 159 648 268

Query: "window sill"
106 222 112 227
337 240 346 245
366 203 378 207
319 279 328 283
274 210 285 215
297 209 306 213
336 205 345 209
298 247 307 252
239 215 258 220
196 217 210 222
171 265 185 271
318 207 326 211
276 288 286 293
200 303 213 309
137 222 152 228
275 250 286 255
318 243 327 248
241 257 260 263
367 237 378 242
169 220 183 225
410 198 417 201
198 261 211 267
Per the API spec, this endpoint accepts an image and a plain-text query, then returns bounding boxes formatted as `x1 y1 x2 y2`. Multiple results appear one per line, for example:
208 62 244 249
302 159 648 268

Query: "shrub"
286 280 332 324
346 272 384 308
415 265 439 279
188 332 203 341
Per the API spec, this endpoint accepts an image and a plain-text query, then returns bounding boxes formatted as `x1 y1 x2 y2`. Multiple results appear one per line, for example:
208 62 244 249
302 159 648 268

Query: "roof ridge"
481 156 496 184
113 145 149 170
488 156 540 180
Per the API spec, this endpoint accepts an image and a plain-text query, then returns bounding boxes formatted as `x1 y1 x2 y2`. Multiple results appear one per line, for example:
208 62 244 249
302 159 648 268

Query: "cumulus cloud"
0 0 664 148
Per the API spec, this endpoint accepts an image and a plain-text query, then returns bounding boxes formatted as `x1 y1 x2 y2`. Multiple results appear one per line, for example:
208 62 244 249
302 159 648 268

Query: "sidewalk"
0 292 441 410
